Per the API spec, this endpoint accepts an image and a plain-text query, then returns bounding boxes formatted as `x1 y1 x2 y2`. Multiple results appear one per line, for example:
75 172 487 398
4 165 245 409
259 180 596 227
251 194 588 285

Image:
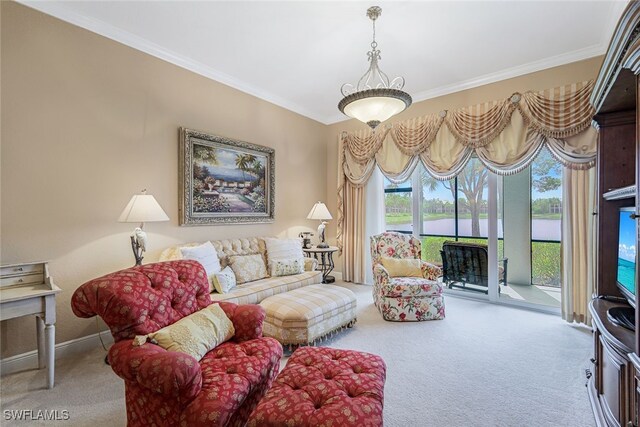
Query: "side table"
302 246 338 284
0 262 60 389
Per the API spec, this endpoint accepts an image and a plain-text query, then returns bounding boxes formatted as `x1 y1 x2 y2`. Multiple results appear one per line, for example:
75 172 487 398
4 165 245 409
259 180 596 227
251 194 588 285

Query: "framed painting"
179 127 275 225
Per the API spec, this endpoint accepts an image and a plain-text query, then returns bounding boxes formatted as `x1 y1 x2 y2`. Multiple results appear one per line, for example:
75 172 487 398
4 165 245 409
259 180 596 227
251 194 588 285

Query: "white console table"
0 262 60 389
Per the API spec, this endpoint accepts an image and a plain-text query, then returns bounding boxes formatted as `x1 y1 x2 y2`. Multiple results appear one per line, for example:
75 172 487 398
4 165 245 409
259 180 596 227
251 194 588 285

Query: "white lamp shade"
118 194 169 223
307 202 332 221
342 96 407 125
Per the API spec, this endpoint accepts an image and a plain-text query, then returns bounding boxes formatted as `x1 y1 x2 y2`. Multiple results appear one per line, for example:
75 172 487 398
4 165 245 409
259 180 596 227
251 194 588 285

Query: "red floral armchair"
71 260 282 427
370 232 445 321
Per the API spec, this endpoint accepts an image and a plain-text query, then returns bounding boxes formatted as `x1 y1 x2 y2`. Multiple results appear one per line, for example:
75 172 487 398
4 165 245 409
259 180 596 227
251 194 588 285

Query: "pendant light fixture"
338 6 412 130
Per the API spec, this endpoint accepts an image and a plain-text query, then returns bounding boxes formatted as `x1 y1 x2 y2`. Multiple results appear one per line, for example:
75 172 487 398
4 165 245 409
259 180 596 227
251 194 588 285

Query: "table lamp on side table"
118 189 169 266
307 201 332 248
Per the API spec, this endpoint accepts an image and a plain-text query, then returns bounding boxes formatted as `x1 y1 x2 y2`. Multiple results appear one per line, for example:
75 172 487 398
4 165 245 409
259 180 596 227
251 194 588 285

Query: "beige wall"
0 2 328 358
324 56 605 273
0 1 606 359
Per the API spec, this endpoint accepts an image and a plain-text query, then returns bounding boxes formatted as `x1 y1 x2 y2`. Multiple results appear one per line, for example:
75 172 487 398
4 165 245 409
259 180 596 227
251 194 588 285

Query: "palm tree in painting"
235 154 257 180
251 160 263 178
236 154 249 181
194 145 218 166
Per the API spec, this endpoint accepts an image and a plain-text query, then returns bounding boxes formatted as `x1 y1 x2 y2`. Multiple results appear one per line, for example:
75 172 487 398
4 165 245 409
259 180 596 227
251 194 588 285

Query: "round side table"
302 246 338 284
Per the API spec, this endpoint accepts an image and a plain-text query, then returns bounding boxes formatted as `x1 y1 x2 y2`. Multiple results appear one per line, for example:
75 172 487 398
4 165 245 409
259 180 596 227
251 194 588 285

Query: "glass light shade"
338 88 412 129
307 202 333 220
118 194 169 223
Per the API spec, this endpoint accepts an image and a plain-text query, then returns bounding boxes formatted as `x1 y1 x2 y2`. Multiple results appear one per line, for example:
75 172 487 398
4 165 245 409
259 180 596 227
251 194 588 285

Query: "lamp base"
317 242 329 249
130 235 143 266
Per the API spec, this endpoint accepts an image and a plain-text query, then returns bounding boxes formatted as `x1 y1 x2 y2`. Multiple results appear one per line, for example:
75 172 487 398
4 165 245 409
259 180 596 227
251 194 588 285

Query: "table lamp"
118 189 169 266
307 201 332 248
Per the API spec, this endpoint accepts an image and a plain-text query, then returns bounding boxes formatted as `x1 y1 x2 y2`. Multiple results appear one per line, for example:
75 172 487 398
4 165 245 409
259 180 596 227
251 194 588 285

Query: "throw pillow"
229 254 268 284
212 266 237 294
381 257 423 278
180 241 221 290
133 304 234 361
264 237 304 262
270 257 305 277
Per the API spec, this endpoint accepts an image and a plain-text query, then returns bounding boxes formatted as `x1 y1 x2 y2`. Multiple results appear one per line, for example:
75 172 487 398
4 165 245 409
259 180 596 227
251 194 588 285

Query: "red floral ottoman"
247 347 386 427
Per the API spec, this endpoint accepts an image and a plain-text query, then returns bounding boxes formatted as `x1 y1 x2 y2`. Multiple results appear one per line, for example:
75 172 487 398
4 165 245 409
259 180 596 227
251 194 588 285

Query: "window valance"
337 80 598 254
340 80 597 186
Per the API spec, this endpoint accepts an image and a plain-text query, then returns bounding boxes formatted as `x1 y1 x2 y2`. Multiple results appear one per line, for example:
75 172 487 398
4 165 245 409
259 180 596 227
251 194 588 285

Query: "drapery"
561 168 596 325
338 80 597 253
337 80 598 324
338 136 367 283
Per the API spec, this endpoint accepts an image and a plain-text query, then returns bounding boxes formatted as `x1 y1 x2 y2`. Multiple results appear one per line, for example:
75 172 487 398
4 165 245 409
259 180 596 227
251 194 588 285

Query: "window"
383 160 502 265
421 168 455 237
530 149 562 287
456 158 489 239
384 177 412 234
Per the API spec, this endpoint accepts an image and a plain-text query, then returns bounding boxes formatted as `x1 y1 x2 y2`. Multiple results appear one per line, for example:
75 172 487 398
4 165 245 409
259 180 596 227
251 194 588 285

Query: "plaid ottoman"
248 347 386 427
259 284 357 347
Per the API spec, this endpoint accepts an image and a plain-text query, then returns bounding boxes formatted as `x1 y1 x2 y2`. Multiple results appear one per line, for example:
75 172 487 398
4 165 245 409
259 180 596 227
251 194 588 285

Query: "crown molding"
326 43 607 125
19 0 620 127
17 0 329 125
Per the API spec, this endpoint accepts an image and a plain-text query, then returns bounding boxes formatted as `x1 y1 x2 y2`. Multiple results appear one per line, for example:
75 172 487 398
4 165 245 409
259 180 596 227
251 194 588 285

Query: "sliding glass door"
383 153 562 312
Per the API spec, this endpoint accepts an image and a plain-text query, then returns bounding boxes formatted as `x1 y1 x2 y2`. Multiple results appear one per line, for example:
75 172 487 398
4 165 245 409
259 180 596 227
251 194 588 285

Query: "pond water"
389 219 561 241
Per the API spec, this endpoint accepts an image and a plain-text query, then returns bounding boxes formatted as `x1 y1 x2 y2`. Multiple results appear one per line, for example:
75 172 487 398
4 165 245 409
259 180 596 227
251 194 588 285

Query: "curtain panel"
561 167 596 326
337 80 598 254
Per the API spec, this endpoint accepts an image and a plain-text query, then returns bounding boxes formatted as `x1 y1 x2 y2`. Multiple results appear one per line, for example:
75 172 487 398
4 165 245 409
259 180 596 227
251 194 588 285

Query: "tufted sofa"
160 237 322 304
71 260 283 427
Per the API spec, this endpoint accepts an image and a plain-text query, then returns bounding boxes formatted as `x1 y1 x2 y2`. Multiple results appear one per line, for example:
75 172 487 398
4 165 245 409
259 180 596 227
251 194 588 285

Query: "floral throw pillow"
133 304 234 361
229 254 268 284
212 266 237 294
270 257 305 277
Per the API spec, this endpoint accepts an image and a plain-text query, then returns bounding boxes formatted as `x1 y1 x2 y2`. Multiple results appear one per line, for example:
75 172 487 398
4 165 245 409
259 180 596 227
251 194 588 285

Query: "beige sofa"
159 237 322 305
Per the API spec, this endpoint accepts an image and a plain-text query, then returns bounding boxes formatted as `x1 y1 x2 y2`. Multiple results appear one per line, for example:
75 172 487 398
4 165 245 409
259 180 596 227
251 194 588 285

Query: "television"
608 207 637 330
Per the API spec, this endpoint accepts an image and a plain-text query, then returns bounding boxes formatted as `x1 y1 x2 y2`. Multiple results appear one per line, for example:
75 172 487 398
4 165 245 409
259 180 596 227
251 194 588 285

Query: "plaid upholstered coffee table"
259 284 357 348
248 346 386 427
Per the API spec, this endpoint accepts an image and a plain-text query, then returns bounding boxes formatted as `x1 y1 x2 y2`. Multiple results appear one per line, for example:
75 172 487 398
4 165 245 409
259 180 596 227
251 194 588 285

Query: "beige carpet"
1 282 595 426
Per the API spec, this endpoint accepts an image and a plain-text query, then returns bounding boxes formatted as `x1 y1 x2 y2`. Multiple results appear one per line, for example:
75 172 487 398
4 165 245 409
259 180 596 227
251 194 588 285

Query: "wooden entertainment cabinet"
589 2 640 426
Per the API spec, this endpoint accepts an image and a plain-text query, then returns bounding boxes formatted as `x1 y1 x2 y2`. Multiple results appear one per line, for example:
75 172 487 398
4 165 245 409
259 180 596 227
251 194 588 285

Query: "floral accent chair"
370 232 445 321
71 260 283 427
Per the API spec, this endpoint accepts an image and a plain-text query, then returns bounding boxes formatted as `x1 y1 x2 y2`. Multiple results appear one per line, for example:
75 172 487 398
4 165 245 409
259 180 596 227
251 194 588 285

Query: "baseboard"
0 330 113 377
332 271 343 282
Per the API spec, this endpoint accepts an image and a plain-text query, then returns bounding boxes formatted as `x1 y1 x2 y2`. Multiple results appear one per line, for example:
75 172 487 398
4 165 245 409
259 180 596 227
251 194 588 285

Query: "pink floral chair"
370 232 445 321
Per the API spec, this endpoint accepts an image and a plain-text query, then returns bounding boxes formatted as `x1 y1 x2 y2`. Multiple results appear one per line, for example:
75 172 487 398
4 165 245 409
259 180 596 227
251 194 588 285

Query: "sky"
619 210 637 263
216 147 266 168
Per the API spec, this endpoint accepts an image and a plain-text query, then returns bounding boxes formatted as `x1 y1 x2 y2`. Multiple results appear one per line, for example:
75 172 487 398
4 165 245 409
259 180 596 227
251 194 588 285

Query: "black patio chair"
440 241 508 294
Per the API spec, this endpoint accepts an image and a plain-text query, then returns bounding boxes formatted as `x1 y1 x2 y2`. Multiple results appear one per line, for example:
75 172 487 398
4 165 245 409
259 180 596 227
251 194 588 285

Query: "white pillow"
212 266 237 294
264 238 304 264
180 241 221 289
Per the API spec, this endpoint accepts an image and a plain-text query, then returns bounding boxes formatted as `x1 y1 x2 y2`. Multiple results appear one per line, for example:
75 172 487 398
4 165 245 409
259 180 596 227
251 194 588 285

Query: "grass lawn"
385 213 412 225
531 213 561 220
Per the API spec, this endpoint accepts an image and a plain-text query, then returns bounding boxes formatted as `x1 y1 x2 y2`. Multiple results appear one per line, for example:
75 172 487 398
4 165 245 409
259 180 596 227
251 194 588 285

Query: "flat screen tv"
617 207 637 307
608 207 637 331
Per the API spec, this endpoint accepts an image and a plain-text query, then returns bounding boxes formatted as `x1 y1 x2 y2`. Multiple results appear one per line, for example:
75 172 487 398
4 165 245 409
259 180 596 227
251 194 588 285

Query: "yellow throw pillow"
229 254 268 284
133 304 235 361
381 257 423 278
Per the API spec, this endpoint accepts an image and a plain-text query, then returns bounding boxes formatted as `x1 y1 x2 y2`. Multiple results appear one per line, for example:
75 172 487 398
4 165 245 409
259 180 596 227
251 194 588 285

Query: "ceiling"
20 1 627 125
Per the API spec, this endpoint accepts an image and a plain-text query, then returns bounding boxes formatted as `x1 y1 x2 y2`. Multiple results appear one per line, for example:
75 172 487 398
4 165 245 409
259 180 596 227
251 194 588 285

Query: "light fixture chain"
371 17 377 50
338 5 412 129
